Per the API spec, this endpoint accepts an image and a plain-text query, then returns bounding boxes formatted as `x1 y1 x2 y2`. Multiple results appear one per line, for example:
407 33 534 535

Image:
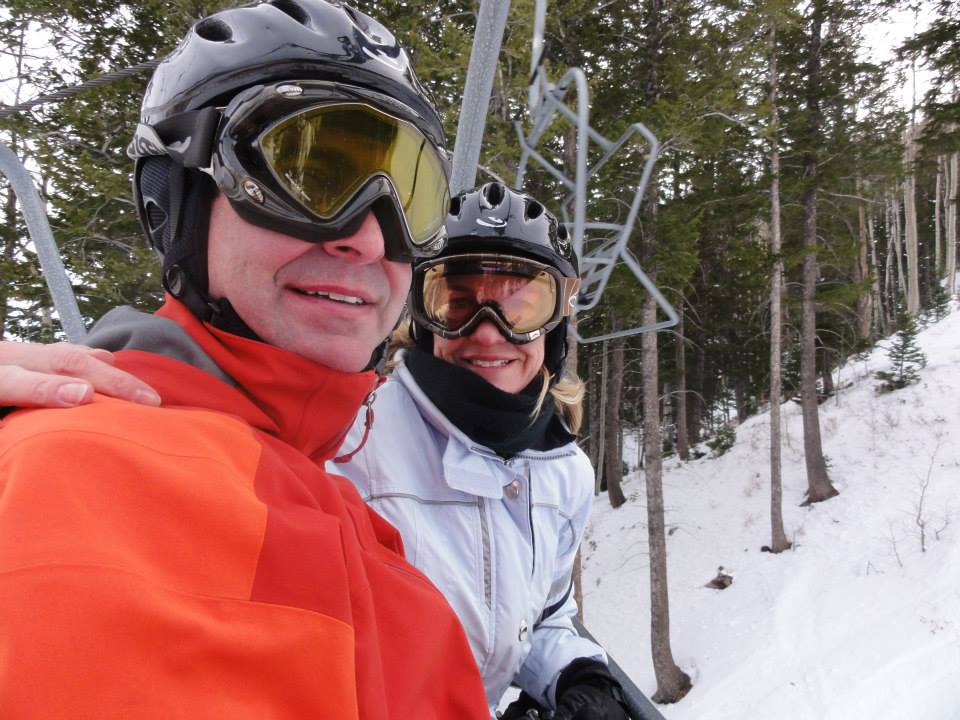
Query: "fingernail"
134 389 162 406
57 383 91 405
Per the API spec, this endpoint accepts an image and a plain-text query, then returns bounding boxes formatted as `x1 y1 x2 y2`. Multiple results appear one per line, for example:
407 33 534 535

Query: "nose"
322 212 385 263
469 320 507 345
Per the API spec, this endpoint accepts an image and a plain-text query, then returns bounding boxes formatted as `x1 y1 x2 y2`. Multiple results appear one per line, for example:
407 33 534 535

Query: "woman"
0 183 628 719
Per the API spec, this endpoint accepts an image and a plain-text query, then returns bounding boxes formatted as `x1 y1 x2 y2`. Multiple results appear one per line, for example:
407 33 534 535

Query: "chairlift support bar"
572 618 668 720
527 0 547 113
449 0 512 194
516 66 590 254
0 143 86 342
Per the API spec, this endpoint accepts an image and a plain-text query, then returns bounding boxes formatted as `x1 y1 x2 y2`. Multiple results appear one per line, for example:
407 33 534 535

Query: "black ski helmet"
412 182 580 381
130 0 447 324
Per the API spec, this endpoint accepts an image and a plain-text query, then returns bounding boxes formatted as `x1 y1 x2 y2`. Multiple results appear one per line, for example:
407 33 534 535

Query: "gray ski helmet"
439 182 577 276
412 182 580 381
130 0 447 308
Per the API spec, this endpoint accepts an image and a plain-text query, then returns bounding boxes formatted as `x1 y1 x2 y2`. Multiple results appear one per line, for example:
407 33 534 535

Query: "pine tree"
926 281 951 322
875 299 927 392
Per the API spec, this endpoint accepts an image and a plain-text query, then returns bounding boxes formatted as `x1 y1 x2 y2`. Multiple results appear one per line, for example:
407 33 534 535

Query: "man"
0 1 488 718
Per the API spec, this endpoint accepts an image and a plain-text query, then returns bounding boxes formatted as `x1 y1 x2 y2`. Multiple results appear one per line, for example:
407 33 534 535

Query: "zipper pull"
333 377 384 464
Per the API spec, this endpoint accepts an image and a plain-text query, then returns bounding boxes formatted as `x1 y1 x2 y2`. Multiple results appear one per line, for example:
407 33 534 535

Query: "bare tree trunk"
883 203 892 297
767 23 790 552
605 336 627 508
821 363 834 397
640 0 690 700
734 381 749 424
675 307 689 460
642 293 690 702
1 184 15 339
596 342 608 494
936 156 944 278
868 210 884 336
587 351 601 477
662 380 674 455
800 1 838 505
884 204 896 330
891 195 906 300
903 125 921 315
854 178 872 339
948 152 959 296
689 351 704 445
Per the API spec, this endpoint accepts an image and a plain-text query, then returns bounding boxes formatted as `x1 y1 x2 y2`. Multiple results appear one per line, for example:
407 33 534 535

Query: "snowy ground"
581 304 960 720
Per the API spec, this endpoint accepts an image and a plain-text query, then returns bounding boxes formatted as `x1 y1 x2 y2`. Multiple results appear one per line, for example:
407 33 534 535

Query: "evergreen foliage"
706 423 737 457
875 299 927 392
899 0 960 149
926 281 951 322
0 0 952 448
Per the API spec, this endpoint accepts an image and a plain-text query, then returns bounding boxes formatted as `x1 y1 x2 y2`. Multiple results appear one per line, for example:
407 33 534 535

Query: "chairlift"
451 0 678 345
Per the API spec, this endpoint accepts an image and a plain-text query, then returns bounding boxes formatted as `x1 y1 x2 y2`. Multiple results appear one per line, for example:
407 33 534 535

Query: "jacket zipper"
526 465 536 579
477 496 492 610
468 446 576 461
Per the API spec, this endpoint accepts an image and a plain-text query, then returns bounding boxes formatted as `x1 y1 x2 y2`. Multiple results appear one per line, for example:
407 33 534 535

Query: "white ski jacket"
332 360 605 714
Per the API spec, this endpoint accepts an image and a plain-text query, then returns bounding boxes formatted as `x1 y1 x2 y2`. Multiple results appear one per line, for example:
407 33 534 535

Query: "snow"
581 303 960 719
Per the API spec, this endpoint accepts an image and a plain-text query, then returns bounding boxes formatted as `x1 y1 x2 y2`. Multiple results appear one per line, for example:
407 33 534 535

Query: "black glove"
551 659 630 720
500 690 547 719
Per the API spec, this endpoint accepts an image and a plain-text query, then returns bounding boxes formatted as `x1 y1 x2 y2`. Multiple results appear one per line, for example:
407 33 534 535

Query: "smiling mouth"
465 359 513 368
291 288 366 305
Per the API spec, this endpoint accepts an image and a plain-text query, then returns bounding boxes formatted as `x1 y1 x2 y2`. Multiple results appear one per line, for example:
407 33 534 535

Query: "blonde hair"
389 315 585 435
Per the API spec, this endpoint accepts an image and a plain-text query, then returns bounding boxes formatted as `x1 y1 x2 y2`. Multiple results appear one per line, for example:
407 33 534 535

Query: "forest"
2 0 959 708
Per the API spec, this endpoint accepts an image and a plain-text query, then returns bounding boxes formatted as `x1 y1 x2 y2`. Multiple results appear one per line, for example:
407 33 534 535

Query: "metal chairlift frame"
0 143 86 342
507 0 677 343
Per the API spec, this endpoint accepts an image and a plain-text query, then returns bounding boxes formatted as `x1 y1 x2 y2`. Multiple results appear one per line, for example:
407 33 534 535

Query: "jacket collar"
392 355 574 500
394 354 574 461
113 296 377 463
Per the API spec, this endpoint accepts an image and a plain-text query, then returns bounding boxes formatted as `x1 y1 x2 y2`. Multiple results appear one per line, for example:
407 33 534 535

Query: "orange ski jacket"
0 298 488 720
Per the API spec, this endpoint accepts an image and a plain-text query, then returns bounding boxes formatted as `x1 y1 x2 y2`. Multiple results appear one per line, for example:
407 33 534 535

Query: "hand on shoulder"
0 340 160 408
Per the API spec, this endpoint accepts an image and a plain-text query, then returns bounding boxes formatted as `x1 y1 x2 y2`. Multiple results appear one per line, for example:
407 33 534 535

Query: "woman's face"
433 321 545 394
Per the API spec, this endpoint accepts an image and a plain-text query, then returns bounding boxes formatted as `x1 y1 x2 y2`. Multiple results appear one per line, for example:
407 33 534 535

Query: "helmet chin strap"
166 264 260 341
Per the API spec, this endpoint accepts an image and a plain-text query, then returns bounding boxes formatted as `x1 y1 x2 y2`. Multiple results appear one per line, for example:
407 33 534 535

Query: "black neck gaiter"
404 347 575 459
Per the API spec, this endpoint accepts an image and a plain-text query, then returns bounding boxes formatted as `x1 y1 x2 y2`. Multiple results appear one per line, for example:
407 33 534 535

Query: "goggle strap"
561 277 582 317
135 107 221 168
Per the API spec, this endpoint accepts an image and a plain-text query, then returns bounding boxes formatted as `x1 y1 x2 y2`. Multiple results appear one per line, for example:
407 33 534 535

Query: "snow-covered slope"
582 304 960 720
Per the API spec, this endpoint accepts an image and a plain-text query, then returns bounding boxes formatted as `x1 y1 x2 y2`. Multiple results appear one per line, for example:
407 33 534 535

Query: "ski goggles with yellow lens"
130 81 451 261
410 254 581 343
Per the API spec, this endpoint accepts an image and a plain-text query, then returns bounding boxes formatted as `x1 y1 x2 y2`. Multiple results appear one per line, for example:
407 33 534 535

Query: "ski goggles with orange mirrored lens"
129 81 451 261
410 254 581 343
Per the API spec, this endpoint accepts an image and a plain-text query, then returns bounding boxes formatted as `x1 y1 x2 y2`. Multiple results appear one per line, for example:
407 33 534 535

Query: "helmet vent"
195 18 233 42
482 182 505 208
449 195 462 217
526 201 544 220
343 4 370 32
267 0 310 26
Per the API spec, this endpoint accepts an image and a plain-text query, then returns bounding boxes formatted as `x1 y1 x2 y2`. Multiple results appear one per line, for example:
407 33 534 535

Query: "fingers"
0 365 93 408
0 341 161 408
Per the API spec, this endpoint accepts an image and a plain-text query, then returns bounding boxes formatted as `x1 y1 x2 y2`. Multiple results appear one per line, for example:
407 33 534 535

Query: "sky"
581 295 960 719
862 2 938 112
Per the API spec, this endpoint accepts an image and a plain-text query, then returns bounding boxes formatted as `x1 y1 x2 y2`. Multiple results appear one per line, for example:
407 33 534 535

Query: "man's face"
206 194 411 372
